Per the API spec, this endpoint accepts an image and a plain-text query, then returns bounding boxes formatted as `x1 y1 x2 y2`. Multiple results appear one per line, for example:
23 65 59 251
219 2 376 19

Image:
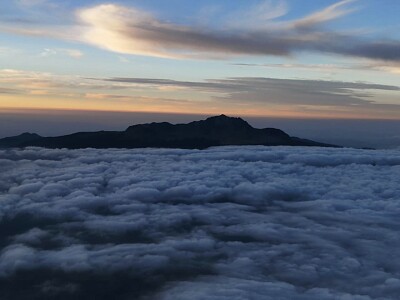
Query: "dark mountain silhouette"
0 115 338 149
0 132 42 148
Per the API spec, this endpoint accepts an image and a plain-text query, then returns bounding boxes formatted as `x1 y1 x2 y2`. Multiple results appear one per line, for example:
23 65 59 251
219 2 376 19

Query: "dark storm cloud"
0 146 400 299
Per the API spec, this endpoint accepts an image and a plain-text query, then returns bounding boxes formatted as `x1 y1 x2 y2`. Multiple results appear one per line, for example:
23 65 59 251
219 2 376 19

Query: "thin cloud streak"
223 0 289 29
1 68 399 118
0 87 21 94
290 0 357 29
233 61 400 75
103 76 400 118
105 77 400 92
104 76 400 104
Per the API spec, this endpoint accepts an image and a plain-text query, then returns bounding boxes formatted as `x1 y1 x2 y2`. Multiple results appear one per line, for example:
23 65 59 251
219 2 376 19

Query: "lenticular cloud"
0 146 400 299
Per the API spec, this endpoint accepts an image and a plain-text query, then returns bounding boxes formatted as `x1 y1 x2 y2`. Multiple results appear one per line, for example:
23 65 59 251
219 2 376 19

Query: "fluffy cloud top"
0 146 400 299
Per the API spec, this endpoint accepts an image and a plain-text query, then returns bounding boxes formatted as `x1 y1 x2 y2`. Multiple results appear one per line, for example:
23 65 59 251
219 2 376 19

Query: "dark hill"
0 115 338 149
0 132 42 148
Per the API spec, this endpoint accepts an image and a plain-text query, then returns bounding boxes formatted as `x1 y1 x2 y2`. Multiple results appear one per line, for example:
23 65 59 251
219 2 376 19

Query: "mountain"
0 115 338 149
0 132 42 148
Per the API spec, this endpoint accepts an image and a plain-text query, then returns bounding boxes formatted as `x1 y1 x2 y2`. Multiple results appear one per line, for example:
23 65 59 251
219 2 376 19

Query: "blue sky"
0 0 399 121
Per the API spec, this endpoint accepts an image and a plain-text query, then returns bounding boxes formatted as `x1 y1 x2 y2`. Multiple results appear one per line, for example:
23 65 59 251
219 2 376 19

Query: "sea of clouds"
0 146 399 299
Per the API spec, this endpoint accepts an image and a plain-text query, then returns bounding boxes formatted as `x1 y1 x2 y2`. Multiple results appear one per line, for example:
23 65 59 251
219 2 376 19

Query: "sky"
0 0 399 145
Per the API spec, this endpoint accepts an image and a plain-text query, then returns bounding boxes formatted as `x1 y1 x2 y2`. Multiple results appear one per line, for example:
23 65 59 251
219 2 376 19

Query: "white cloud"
76 2 356 59
72 1 400 62
0 146 399 298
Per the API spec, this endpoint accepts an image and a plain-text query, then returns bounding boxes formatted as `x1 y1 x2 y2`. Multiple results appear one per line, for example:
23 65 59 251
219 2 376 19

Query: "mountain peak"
0 132 42 148
203 114 251 128
213 114 229 118
206 114 241 121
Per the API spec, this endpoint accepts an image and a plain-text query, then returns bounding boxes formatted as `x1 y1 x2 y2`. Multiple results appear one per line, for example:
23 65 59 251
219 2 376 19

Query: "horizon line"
1 107 399 122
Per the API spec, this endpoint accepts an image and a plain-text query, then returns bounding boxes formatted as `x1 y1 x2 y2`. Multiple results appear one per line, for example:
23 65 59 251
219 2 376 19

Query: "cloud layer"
104 77 400 116
1 68 399 118
1 146 400 299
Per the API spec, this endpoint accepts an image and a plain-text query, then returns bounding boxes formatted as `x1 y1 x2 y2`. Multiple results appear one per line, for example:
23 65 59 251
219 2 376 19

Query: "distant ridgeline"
0 115 338 149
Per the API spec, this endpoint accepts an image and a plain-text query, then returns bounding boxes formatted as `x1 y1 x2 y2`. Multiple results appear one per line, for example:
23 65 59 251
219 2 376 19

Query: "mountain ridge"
0 115 339 149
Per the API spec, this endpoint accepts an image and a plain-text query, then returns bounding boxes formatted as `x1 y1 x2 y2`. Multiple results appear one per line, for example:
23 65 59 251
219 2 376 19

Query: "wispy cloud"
290 0 357 29
232 61 400 75
1 69 399 118
2 0 400 62
103 76 400 118
366 61 400 75
0 69 200 112
0 87 21 94
0 69 119 97
74 0 400 61
105 76 400 98
233 62 362 71
223 0 289 29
